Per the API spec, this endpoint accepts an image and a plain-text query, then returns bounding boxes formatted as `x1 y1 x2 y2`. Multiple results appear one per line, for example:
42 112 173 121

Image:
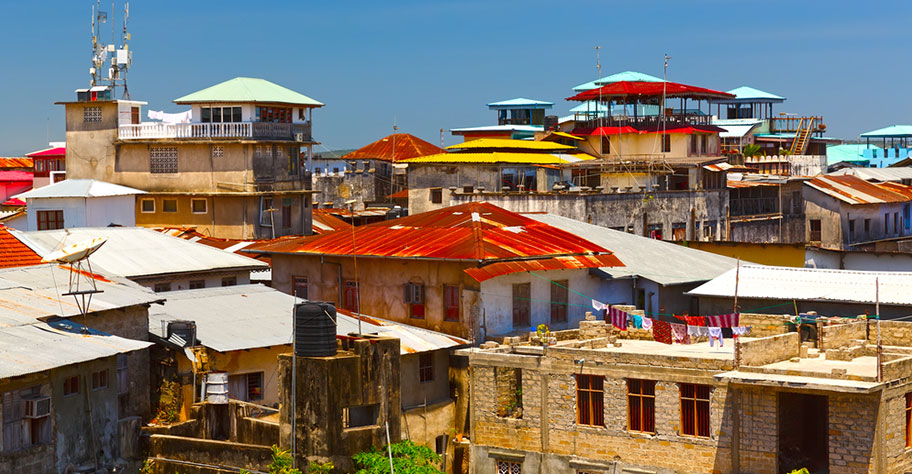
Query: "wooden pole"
876 277 882 382
734 258 741 368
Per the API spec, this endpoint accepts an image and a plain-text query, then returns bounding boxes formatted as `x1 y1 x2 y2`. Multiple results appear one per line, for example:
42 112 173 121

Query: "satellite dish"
42 237 107 264
338 183 351 199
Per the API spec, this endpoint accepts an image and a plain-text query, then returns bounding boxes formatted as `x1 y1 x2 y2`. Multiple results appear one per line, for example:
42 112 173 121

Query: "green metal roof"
860 125 912 138
572 70 664 91
174 77 323 106
486 98 553 109
826 144 877 165
721 86 785 102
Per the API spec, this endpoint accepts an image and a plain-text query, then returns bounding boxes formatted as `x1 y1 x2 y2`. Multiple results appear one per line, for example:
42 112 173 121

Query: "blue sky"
1 0 909 155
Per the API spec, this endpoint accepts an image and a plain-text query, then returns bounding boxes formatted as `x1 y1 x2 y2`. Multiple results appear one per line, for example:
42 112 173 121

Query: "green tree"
352 440 444 474
241 445 302 474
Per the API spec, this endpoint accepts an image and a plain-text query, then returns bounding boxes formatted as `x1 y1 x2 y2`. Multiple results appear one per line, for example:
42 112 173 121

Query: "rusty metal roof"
806 174 912 205
250 202 623 281
0 157 33 169
311 209 354 234
342 133 446 162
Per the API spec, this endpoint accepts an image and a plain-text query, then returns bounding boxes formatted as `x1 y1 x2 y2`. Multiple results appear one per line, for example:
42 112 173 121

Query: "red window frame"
405 282 425 319
443 285 460 322
344 280 359 312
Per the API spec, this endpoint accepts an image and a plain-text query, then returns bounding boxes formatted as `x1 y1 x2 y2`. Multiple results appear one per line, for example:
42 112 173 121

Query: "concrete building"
450 98 554 142
250 201 624 342
9 179 145 231
860 125 912 168
59 77 322 239
461 312 912 473
25 144 67 188
0 264 159 473
11 226 268 292
727 175 808 244
803 174 912 249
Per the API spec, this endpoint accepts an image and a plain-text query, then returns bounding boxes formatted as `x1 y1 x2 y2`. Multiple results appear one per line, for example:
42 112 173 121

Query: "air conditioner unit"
24 396 51 419
294 132 305 142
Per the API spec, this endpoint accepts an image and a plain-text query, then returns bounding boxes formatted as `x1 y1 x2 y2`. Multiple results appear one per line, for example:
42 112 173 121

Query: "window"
36 210 64 230
701 135 708 154
849 219 856 241
293 277 308 299
201 106 242 123
140 199 155 213
260 197 274 227
150 146 178 174
221 276 237 287
131 106 140 124
116 354 128 396
419 352 434 383
690 135 697 154
405 282 425 319
791 191 802 214
211 145 224 158
92 370 108 390
600 135 611 155
189 280 205 290
576 374 604 426
512 283 531 328
662 135 672 153
83 106 102 123
895 213 900 235
154 282 171 293
282 199 292 228
255 106 292 123
680 383 711 437
865 218 871 238
462 185 474 194
246 372 263 401
885 213 890 235
435 435 446 455
430 188 443 204
63 376 79 396
3 386 50 453
906 393 912 448
344 280 359 312
495 368 522 418
550 280 568 324
191 199 207 214
288 147 300 175
162 199 178 213
342 404 379 429
627 379 656 433
809 219 821 242
443 285 460 322
497 460 522 474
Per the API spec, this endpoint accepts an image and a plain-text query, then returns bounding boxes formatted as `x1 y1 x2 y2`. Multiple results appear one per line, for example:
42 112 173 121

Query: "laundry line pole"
733 258 741 368
876 277 882 383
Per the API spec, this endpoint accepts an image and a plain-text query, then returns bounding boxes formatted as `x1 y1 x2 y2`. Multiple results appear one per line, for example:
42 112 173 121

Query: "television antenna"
90 0 133 99
42 237 107 331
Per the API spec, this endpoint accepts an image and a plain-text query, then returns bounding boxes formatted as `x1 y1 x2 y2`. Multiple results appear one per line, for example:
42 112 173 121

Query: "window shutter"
404 283 412 304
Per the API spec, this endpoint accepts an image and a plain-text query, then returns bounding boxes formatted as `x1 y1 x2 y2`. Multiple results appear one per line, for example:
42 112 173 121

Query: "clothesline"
601 303 748 346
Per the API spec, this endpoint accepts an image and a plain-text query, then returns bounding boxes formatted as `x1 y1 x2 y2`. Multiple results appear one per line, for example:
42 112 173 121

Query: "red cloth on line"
685 316 705 327
609 307 627 331
706 313 739 328
653 320 673 345
670 323 690 344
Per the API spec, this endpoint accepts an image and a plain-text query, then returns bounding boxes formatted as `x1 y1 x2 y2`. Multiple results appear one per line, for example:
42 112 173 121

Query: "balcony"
572 113 713 131
117 121 312 141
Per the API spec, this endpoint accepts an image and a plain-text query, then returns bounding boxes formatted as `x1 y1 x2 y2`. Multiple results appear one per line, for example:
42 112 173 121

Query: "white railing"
118 122 253 140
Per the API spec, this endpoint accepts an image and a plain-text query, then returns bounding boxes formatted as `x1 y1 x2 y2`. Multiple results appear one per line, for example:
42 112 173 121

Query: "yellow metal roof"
446 138 575 151
400 152 581 164
547 131 585 141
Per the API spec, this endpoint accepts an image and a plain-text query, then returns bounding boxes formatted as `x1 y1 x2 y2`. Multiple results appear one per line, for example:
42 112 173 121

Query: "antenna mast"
88 0 133 99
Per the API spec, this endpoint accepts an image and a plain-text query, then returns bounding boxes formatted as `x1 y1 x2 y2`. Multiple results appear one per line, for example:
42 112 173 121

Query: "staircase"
789 117 816 155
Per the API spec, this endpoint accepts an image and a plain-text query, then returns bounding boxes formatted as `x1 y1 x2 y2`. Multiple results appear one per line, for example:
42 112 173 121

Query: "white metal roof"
13 179 146 199
0 320 152 379
450 125 543 133
688 264 912 306
829 167 912 183
148 284 468 353
15 227 268 279
525 214 740 286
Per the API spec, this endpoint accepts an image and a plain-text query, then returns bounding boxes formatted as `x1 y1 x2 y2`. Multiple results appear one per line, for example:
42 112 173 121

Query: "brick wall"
740 333 799 366
820 321 867 351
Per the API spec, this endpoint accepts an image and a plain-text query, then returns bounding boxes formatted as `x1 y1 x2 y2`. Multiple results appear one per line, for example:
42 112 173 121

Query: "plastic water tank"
294 302 337 357
205 372 229 404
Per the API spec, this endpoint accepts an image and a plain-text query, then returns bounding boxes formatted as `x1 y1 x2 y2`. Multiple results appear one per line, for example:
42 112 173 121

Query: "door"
778 392 828 473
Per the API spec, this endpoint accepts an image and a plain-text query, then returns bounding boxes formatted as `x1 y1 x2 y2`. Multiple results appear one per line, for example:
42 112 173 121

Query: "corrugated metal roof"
568 81 735 102
26 147 65 158
342 133 446 162
311 210 353 234
14 179 146 199
573 71 665 91
544 131 584 141
0 171 33 182
400 152 577 165
0 264 161 329
688 264 912 306
148 284 467 354
450 125 543 133
720 86 786 102
718 123 761 138
486 98 554 109
860 125 912 138
805 174 912 205
0 226 42 269
446 138 574 151
0 319 152 379
829 167 912 183
0 157 33 169
174 77 323 107
16 227 267 279
526 214 739 285
250 202 623 281
826 143 875 165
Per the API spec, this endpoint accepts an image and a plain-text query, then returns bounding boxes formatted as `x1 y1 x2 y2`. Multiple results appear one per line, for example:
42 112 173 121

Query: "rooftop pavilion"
486 98 554 127
860 125 912 167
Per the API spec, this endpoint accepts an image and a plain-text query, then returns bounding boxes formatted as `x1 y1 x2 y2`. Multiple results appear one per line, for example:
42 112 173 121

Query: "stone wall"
819 321 867 351
867 320 912 347
740 333 799 366
148 435 273 472
739 313 793 337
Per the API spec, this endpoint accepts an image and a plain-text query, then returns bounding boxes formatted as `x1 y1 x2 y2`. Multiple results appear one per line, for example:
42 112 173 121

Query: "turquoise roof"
724 86 785 102
486 98 553 109
860 125 912 138
572 70 664 91
174 77 323 106
826 144 878 165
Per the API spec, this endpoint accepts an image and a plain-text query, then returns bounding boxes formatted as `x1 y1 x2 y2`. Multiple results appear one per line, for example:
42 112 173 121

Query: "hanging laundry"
670 323 690 344
592 299 608 312
641 317 653 330
653 320 673 345
731 326 752 336
706 313 740 328
609 307 627 331
632 314 643 329
708 327 723 347
688 325 705 338
685 315 705 327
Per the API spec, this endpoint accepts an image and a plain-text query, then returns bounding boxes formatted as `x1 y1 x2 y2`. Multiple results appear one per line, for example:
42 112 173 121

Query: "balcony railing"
572 114 713 130
118 121 312 141
769 116 824 134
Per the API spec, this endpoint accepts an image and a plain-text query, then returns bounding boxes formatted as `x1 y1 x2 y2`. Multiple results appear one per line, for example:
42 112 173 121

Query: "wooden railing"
769 116 824 134
573 114 713 130
118 121 312 141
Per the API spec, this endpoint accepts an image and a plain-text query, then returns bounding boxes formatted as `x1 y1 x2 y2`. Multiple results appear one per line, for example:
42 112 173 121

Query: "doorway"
778 392 829 473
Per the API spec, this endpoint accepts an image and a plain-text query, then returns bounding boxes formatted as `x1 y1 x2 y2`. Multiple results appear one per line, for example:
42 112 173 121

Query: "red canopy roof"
582 125 725 136
0 226 43 268
0 171 33 182
251 202 623 282
343 133 446 163
2 198 25 207
26 147 66 158
567 81 735 102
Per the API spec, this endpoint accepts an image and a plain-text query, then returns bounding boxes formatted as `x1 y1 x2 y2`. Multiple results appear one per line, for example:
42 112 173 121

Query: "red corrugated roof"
342 133 446 163
0 226 43 268
26 147 66 158
387 189 409 199
0 158 33 169
0 171 33 182
312 210 353 234
567 81 735 102
253 202 624 281
2 198 25 206
806 175 912 205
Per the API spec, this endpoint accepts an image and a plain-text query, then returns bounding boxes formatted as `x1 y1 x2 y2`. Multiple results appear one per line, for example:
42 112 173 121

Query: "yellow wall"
578 131 719 159
678 240 807 267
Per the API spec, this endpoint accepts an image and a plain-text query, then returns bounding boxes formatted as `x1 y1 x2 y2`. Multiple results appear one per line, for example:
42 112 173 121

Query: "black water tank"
543 115 559 131
294 302 337 357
